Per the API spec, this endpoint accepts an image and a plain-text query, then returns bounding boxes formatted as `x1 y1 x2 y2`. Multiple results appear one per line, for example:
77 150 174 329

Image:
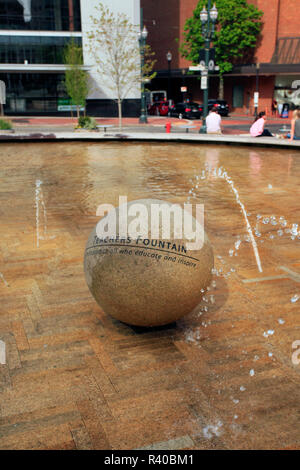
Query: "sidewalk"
7 113 291 136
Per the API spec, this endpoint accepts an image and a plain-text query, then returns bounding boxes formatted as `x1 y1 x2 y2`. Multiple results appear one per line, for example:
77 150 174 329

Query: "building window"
0 35 82 64
274 75 300 109
0 72 69 112
0 0 81 31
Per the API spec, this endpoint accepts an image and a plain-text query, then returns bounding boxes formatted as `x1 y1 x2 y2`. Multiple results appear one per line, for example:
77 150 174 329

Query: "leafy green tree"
180 0 263 98
88 3 156 129
63 39 89 119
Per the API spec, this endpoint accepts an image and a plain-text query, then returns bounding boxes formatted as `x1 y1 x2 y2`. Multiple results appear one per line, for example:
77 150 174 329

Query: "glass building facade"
0 0 83 114
0 72 68 112
0 0 81 31
0 35 81 64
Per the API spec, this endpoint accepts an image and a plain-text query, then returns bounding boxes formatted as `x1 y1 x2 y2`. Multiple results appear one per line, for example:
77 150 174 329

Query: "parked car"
207 99 229 116
169 101 203 119
148 100 169 116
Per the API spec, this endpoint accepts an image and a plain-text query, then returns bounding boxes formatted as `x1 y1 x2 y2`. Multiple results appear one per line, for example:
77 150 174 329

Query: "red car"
148 100 169 116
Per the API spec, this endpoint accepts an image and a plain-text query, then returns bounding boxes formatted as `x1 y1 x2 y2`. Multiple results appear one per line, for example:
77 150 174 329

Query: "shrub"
77 116 97 130
0 119 12 130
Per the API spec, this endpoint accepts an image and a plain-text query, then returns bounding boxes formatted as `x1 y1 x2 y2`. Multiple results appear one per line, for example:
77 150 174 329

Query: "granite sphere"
84 199 214 327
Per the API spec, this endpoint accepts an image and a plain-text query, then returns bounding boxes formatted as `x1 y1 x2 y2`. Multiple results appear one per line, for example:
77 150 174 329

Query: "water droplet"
291 224 298 236
277 229 283 236
235 240 241 250
229 249 234 257
278 318 285 324
279 217 287 227
291 294 299 303
249 369 255 376
240 386 246 392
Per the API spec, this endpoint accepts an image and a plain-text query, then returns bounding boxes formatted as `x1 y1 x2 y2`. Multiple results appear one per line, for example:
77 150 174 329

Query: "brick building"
142 0 300 114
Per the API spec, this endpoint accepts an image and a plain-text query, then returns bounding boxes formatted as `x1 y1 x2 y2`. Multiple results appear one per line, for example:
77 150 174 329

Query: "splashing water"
0 272 9 287
219 169 263 273
203 420 223 439
188 165 263 272
183 162 300 355
35 179 47 248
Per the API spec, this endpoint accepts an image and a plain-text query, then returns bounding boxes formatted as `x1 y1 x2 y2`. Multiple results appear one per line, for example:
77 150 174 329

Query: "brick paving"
0 141 300 450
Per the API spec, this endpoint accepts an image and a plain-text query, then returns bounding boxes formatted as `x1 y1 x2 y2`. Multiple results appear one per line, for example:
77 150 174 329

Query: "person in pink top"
250 111 273 137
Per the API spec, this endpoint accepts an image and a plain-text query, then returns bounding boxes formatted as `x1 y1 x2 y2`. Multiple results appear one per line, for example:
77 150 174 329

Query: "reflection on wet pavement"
0 141 300 450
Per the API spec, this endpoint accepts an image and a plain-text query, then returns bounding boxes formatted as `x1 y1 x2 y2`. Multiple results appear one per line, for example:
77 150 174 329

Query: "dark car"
207 99 229 116
148 100 169 116
169 101 203 119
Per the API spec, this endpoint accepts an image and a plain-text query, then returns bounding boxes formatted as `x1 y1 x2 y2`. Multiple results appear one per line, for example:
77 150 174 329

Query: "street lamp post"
254 62 260 118
199 1 218 134
166 51 172 101
138 25 148 124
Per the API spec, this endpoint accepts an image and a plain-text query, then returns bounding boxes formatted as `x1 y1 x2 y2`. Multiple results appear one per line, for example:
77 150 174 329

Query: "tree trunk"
76 105 80 120
218 75 224 100
118 99 122 130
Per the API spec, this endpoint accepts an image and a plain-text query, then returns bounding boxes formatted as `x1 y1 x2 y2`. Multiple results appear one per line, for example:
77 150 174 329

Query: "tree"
180 0 263 99
63 39 89 119
88 3 156 129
